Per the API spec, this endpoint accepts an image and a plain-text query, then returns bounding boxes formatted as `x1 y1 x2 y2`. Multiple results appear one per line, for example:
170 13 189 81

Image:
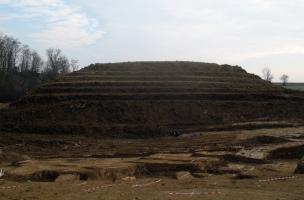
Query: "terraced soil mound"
0 61 303 137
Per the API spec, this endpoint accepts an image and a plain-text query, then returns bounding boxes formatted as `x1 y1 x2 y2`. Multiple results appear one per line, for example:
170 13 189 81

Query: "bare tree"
0 34 5 72
0 34 20 73
0 34 44 74
19 45 32 72
30 51 43 73
46 48 61 73
0 32 79 102
262 67 274 82
70 59 79 72
280 74 289 86
46 48 70 74
58 56 70 74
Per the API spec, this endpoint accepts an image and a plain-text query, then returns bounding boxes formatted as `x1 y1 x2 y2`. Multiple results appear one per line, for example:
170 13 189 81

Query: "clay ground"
0 103 8 110
1 126 304 200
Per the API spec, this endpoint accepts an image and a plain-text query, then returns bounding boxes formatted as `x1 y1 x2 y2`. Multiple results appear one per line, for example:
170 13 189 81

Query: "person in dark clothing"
172 129 181 137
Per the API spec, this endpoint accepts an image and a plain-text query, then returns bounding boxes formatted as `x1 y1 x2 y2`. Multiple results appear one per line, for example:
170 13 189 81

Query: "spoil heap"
0 62 303 137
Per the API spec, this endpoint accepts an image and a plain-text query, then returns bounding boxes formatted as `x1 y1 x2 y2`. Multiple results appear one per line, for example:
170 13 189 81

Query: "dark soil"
0 61 303 137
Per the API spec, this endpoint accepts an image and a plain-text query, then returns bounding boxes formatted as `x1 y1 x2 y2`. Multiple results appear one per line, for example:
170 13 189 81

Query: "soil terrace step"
58 75 264 82
66 71 256 76
34 87 281 94
44 81 278 91
0 61 303 137
19 93 302 102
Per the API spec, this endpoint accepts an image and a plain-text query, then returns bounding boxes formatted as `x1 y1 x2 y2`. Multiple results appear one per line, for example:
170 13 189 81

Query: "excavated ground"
1 62 304 199
1 126 304 200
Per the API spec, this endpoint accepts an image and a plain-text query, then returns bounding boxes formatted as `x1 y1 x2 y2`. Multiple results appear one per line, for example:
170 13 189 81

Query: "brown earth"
0 62 304 137
1 62 304 199
0 103 8 110
1 127 304 199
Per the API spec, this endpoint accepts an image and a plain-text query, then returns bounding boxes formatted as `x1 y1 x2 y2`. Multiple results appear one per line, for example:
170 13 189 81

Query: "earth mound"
0 61 303 138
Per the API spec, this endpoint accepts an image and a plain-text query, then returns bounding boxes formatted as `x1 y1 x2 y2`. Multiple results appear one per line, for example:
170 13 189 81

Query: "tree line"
0 33 79 102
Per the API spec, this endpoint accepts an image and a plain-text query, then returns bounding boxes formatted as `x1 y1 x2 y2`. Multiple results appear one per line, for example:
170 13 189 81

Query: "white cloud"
31 14 104 47
0 0 11 3
0 0 104 48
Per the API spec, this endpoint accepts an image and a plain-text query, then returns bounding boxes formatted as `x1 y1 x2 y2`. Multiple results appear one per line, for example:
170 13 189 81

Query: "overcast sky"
0 0 303 81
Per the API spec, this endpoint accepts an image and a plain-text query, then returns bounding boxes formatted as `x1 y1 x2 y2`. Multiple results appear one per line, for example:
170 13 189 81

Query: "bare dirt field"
1 125 304 200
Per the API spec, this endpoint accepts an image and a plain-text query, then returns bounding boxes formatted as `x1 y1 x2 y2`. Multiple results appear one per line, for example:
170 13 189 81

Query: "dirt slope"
0 61 303 137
